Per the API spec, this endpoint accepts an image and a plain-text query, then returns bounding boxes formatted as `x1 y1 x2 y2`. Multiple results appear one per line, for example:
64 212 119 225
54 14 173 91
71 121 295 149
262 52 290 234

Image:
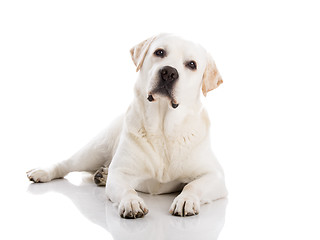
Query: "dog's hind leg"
27 115 124 183
93 166 108 186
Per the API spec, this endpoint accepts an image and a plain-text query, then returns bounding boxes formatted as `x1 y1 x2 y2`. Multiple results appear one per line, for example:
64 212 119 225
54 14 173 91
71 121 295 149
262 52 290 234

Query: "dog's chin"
147 93 179 109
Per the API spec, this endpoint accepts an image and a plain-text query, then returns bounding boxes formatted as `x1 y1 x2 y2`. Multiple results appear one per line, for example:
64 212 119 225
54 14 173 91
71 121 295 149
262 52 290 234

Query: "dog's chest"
128 104 209 183
143 129 198 183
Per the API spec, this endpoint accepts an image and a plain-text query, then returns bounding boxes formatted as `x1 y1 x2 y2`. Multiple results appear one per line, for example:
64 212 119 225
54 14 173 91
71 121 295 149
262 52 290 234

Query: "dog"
27 33 228 219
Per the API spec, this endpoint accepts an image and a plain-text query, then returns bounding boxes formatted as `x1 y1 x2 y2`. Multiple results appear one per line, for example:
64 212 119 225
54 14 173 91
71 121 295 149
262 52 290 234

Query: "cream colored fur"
27 34 227 218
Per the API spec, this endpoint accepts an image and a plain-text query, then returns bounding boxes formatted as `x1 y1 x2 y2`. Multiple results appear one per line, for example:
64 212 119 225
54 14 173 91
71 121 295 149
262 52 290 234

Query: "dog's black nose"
160 66 179 83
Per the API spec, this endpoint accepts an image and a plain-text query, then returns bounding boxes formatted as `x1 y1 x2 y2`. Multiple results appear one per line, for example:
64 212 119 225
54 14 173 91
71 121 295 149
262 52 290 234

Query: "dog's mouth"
147 70 179 109
147 94 179 109
147 83 179 109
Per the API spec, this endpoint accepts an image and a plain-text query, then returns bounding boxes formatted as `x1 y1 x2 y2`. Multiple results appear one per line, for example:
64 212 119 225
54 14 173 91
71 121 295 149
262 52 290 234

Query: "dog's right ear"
130 36 156 72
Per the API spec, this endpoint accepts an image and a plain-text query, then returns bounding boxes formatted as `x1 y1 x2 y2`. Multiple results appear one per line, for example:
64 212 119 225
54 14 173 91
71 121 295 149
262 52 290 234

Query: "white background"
1 0 319 239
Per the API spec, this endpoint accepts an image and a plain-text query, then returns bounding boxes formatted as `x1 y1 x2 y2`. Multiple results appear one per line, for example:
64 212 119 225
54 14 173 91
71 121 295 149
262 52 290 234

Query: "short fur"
27 34 227 218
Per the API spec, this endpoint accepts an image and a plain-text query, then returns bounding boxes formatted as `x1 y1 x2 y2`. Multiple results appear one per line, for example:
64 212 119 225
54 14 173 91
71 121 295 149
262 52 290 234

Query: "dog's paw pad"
169 194 200 217
26 169 51 183
93 167 108 186
119 197 149 219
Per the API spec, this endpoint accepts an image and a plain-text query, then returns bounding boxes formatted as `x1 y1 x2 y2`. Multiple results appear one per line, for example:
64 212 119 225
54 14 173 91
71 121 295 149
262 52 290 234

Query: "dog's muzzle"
147 66 180 109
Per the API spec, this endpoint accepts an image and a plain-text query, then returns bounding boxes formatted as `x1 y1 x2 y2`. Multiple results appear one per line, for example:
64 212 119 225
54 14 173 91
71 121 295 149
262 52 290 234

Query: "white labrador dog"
27 34 228 218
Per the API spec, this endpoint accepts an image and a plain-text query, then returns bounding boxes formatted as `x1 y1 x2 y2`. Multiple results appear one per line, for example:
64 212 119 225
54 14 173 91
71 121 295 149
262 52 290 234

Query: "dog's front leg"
106 169 149 219
169 173 227 217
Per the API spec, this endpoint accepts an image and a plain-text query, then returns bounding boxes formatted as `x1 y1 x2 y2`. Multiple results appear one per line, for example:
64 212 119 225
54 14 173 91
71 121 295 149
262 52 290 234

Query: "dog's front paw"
169 194 200 217
119 196 149 219
26 168 52 183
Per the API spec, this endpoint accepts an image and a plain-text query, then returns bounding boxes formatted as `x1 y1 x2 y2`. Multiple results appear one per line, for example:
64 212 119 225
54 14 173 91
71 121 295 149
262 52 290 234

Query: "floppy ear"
202 54 223 96
130 36 156 72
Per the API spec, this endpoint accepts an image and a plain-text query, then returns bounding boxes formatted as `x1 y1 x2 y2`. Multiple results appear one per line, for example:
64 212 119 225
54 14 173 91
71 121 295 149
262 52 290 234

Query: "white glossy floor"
2 169 319 240
9 173 227 240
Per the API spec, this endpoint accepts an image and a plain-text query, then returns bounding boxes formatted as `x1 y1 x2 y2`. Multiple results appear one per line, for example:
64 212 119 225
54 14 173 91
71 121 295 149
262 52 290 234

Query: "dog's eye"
186 61 197 70
154 49 166 58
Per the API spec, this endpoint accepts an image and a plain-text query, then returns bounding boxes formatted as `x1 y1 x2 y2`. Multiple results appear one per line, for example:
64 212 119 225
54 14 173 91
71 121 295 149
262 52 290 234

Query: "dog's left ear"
202 53 223 96
130 36 156 72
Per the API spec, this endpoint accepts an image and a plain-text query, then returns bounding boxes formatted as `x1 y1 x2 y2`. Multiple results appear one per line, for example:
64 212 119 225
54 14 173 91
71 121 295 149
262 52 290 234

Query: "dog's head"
130 34 223 109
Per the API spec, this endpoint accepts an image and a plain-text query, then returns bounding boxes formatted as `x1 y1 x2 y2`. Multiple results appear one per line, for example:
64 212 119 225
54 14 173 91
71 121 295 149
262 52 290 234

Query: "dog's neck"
127 87 209 141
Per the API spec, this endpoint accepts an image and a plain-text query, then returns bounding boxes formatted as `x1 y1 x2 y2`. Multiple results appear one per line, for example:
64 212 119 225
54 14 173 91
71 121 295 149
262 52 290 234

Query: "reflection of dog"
27 34 228 219
27 178 227 240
